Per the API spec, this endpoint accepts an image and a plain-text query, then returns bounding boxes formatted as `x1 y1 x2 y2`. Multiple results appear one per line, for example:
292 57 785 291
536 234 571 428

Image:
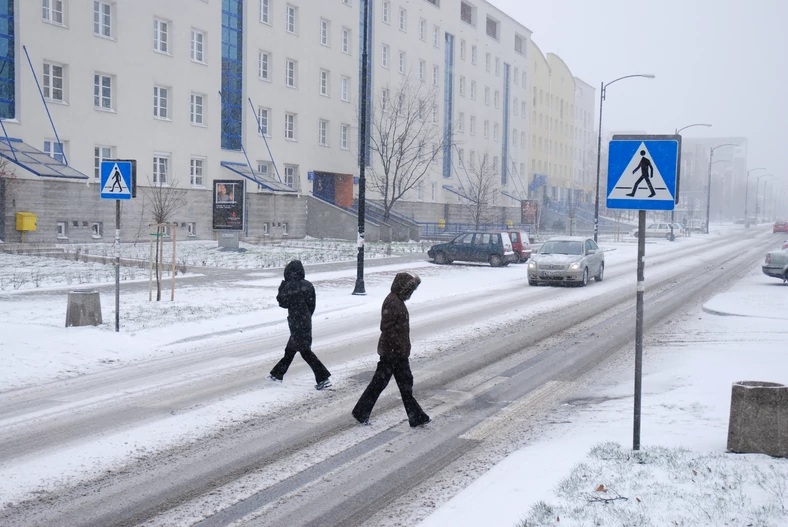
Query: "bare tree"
143 179 187 301
368 78 448 219
457 151 499 229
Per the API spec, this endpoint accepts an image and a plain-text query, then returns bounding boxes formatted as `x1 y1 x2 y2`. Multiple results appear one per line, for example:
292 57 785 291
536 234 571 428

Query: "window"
418 60 425 81
431 182 437 202
398 8 406 31
470 80 476 100
94 1 112 37
381 44 389 68
432 26 440 47
43 0 64 24
484 86 490 105
417 181 424 201
318 119 329 146
93 73 112 109
513 97 518 115
469 115 476 135
319 69 329 96
285 59 297 87
460 1 475 26
187 222 196 237
153 86 169 118
398 51 405 74
382 1 389 23
340 123 349 150
486 15 499 40
494 90 500 108
513 128 518 146
286 4 297 33
493 123 499 141
432 65 439 86
190 93 204 125
419 19 426 41
460 39 466 60
260 0 270 23
459 76 465 96
521 131 526 148
341 76 350 101
190 157 204 186
381 88 389 111
483 120 489 138
495 57 500 76
257 107 269 135
259 51 270 80
93 145 112 179
91 222 103 239
522 71 527 86
282 222 289 235
153 18 169 53
431 105 437 123
320 19 329 46
458 148 464 166
57 221 67 238
514 67 519 85
514 33 525 55
43 62 64 102
522 101 527 116
342 27 351 54
191 30 205 63
485 53 491 72
471 45 477 65
152 154 169 185
284 112 296 140
458 112 464 132
283 165 296 188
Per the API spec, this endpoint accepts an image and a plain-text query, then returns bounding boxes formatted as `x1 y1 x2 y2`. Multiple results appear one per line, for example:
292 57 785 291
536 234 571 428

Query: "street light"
672 124 711 226
593 73 656 242
353 0 371 295
743 168 767 227
704 143 736 234
755 174 774 222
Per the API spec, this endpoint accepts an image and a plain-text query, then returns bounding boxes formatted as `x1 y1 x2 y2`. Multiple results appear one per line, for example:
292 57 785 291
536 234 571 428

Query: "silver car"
762 247 788 282
527 236 605 286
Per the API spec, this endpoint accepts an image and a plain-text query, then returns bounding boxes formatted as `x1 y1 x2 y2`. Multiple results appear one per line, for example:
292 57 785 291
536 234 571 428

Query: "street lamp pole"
705 143 736 234
673 124 711 225
353 0 370 295
743 168 766 228
755 174 774 222
593 73 655 242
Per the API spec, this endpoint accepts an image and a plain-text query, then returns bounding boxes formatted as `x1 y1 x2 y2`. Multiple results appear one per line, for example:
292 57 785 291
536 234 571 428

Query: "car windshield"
540 241 583 255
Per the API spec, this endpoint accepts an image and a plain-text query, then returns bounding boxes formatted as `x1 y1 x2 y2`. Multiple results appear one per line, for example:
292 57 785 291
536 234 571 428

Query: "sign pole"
114 199 120 332
633 209 646 450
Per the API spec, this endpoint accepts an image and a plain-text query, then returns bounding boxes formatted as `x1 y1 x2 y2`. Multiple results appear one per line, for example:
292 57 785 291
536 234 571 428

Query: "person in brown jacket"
351 272 431 427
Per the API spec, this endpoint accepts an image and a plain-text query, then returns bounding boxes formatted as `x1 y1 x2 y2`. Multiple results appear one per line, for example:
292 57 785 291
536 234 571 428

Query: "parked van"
506 230 532 263
428 231 518 267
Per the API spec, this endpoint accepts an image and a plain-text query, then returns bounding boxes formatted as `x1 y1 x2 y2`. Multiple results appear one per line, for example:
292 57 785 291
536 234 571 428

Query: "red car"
506 230 532 263
774 220 788 234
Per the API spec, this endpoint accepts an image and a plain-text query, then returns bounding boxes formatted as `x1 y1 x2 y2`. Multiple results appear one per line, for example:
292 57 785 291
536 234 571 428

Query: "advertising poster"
212 180 245 230
521 200 539 224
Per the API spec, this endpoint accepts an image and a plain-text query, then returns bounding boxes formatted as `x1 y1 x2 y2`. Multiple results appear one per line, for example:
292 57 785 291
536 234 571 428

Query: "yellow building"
527 41 576 202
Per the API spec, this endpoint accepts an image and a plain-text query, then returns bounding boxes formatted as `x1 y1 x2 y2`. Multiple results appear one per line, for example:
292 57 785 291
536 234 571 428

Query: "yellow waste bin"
15 212 37 231
437 218 446 231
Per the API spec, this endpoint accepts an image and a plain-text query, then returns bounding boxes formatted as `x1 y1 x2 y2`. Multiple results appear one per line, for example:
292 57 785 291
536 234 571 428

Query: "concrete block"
65 290 103 327
727 381 788 458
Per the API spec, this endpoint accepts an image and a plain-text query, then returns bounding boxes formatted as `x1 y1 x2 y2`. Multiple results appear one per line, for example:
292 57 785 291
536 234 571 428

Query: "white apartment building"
573 77 596 204
0 0 535 242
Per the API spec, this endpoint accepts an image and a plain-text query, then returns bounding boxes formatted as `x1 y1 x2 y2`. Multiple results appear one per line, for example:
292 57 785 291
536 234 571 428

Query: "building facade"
573 76 595 204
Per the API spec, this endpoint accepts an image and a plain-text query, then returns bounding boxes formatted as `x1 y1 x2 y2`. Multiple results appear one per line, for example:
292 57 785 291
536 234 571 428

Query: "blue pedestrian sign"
606 135 681 211
100 160 135 200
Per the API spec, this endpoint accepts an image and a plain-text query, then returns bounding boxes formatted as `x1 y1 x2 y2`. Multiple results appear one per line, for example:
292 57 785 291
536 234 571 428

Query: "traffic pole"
114 199 120 332
633 209 646 450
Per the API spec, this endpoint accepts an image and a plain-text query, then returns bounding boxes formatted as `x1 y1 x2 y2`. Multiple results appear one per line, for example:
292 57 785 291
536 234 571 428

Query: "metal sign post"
606 135 681 450
100 160 136 332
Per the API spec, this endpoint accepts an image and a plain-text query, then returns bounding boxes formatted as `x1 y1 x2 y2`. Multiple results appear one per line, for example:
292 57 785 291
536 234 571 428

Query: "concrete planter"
65 290 103 327
727 381 788 458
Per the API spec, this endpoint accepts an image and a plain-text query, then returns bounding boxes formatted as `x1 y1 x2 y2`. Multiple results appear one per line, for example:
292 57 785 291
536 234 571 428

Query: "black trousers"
270 340 331 384
352 358 429 426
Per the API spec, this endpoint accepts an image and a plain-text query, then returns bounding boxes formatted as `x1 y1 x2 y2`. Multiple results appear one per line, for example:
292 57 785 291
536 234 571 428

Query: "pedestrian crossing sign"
606 135 681 211
100 160 136 200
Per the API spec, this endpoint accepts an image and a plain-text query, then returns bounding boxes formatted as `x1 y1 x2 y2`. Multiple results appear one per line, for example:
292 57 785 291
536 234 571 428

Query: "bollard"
727 381 788 458
65 290 103 327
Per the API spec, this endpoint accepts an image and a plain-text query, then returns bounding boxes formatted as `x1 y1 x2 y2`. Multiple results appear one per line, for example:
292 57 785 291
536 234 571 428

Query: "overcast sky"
490 0 786 179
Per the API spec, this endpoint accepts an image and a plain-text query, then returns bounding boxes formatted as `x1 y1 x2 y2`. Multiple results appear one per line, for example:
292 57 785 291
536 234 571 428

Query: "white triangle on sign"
608 142 674 201
102 163 129 195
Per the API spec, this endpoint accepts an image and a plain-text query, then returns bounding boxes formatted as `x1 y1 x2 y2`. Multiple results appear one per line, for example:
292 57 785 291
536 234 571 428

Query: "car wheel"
580 268 589 287
489 254 503 267
435 252 448 265
596 263 604 282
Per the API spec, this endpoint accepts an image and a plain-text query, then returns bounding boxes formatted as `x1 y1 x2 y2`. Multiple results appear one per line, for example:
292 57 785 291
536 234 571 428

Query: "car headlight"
528 261 536 269
569 262 580 270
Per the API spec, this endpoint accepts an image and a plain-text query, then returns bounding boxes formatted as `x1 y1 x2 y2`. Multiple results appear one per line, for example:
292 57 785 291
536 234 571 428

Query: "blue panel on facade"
221 0 243 151
0 0 15 119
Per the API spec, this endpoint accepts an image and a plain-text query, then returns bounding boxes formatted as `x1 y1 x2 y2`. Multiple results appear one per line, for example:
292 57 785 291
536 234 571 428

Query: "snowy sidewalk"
420 264 788 527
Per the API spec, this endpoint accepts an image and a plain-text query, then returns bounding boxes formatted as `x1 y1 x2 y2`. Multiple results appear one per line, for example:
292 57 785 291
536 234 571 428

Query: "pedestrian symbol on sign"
109 165 125 193
627 150 656 198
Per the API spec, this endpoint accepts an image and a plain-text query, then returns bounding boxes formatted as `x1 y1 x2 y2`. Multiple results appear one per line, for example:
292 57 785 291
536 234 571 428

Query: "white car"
630 223 676 240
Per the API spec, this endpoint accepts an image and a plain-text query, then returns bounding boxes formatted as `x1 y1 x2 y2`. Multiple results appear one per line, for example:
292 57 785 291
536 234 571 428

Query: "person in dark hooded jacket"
352 272 430 427
269 260 332 390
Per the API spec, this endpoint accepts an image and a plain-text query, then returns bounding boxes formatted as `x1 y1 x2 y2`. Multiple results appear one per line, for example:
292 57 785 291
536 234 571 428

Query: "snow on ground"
420 245 788 526
2 226 787 525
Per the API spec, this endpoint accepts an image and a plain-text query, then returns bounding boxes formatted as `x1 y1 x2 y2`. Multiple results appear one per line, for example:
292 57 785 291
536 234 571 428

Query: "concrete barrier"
727 381 788 458
65 290 103 327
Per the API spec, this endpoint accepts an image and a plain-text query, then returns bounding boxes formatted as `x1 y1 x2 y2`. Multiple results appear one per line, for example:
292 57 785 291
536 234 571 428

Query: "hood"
534 254 583 265
283 260 306 281
391 271 421 301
